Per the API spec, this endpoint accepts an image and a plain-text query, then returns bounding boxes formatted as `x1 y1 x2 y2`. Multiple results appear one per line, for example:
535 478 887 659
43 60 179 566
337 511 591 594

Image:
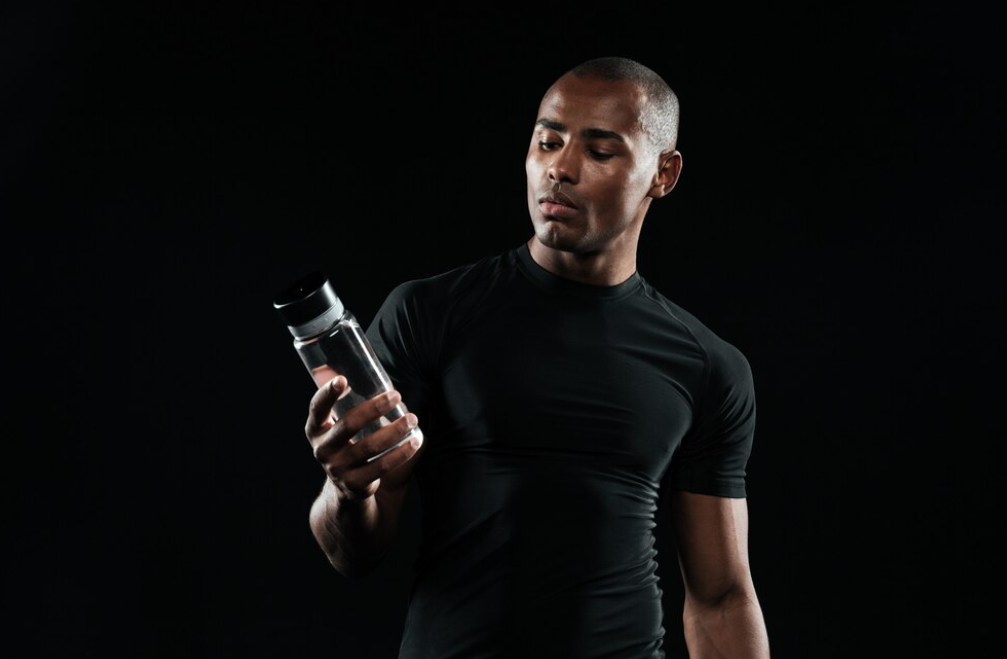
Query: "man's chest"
433 299 704 480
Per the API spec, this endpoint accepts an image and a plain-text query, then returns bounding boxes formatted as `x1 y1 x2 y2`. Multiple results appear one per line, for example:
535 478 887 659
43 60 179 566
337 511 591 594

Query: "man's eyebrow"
535 118 626 143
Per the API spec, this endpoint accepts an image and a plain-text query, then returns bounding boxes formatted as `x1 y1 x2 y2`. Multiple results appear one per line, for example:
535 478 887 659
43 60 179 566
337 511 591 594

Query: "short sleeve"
364 281 438 426
668 341 756 498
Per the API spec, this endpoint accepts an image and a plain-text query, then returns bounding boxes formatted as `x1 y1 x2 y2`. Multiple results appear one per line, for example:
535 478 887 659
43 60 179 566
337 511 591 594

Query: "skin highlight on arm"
670 490 770 658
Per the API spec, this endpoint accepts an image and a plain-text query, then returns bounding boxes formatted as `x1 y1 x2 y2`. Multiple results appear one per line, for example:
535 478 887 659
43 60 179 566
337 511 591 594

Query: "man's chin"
534 226 580 253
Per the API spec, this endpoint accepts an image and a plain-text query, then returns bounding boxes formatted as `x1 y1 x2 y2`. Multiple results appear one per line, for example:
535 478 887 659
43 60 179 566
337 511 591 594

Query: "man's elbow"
685 581 759 615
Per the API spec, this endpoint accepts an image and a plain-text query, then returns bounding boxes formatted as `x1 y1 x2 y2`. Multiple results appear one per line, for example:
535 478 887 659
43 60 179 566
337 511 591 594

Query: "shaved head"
559 56 679 162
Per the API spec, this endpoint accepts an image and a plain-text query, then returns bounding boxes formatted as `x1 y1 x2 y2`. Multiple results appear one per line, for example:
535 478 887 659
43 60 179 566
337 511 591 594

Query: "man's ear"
650 150 683 199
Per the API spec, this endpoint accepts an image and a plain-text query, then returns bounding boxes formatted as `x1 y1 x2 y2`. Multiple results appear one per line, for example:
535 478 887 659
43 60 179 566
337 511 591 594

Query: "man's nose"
547 144 579 185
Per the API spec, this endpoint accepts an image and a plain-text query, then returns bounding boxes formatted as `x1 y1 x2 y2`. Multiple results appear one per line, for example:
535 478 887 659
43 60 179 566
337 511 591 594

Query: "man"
304 56 770 658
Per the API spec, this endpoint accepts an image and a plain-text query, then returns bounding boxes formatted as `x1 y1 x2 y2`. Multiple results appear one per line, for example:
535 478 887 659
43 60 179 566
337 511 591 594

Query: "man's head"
525 56 683 256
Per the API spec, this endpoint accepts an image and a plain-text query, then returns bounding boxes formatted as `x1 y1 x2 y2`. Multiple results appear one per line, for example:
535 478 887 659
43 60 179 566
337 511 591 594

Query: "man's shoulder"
640 280 751 374
385 246 512 308
368 247 513 362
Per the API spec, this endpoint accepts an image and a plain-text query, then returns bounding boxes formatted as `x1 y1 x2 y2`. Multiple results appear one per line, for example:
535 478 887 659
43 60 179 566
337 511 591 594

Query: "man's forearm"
308 478 394 578
683 590 770 659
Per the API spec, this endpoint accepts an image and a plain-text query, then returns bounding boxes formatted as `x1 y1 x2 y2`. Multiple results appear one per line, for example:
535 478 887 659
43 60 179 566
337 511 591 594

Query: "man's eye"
538 142 614 161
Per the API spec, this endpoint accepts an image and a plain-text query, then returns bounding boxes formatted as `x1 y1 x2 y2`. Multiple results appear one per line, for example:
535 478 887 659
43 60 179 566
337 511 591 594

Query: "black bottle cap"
273 271 345 335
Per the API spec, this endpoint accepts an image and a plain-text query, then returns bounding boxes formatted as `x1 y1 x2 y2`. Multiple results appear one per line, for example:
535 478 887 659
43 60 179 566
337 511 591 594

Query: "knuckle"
374 391 397 415
324 463 340 482
342 474 363 493
313 442 330 465
314 438 343 469
323 454 346 479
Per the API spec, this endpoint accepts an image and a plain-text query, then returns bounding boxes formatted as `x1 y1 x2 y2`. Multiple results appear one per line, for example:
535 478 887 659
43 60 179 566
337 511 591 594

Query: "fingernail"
331 376 342 389
384 390 401 405
405 413 417 428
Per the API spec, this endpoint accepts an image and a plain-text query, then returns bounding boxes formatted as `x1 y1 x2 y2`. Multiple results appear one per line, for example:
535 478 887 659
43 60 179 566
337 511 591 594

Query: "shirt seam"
640 283 713 435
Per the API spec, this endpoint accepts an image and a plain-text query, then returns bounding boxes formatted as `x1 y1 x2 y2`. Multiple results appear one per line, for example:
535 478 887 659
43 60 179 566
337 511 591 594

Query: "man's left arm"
670 489 770 659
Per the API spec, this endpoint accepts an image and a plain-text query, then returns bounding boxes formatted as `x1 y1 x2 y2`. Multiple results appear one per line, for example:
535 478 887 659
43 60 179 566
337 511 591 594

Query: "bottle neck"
287 300 346 341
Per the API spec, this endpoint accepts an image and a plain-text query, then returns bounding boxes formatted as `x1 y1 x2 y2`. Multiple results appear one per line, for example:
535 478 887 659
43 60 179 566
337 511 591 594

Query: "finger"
305 374 347 439
342 412 418 468
341 425 423 491
320 388 401 448
315 392 405 465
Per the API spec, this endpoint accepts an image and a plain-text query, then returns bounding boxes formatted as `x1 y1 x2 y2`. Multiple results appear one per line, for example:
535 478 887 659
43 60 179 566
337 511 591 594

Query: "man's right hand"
304 375 422 503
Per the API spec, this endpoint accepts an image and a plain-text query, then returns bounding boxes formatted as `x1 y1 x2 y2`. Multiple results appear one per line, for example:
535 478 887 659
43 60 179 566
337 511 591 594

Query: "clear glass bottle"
274 271 421 463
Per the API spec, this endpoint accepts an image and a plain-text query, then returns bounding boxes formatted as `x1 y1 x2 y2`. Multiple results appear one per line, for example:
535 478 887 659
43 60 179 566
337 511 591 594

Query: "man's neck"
526 236 638 287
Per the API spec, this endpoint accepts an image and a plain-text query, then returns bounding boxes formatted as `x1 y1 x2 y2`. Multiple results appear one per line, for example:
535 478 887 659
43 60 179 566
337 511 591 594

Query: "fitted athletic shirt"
364 240 757 659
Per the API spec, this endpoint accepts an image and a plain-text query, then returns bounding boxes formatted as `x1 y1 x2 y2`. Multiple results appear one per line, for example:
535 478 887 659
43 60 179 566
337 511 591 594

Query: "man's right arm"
309 476 408 579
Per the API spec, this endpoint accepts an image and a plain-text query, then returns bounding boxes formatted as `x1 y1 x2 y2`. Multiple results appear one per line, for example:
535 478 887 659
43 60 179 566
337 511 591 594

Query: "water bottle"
274 271 422 463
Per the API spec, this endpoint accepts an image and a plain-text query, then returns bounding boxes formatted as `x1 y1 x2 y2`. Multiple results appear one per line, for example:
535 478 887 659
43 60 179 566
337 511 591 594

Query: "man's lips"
539 201 579 218
539 190 580 218
539 191 579 209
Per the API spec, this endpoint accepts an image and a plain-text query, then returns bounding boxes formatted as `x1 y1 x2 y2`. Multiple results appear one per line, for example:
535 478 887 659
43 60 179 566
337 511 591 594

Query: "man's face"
525 74 660 254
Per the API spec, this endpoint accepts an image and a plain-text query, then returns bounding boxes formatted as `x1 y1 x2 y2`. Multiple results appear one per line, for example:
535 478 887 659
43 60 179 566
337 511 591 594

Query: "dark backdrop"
7 2 1004 657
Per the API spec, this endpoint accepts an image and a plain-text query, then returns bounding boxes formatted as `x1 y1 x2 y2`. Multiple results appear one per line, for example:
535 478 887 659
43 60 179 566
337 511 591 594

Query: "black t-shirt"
365 240 757 659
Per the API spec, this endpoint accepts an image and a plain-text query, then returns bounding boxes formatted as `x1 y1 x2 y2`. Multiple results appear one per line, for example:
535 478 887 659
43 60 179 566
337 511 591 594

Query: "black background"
7 2 1004 657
